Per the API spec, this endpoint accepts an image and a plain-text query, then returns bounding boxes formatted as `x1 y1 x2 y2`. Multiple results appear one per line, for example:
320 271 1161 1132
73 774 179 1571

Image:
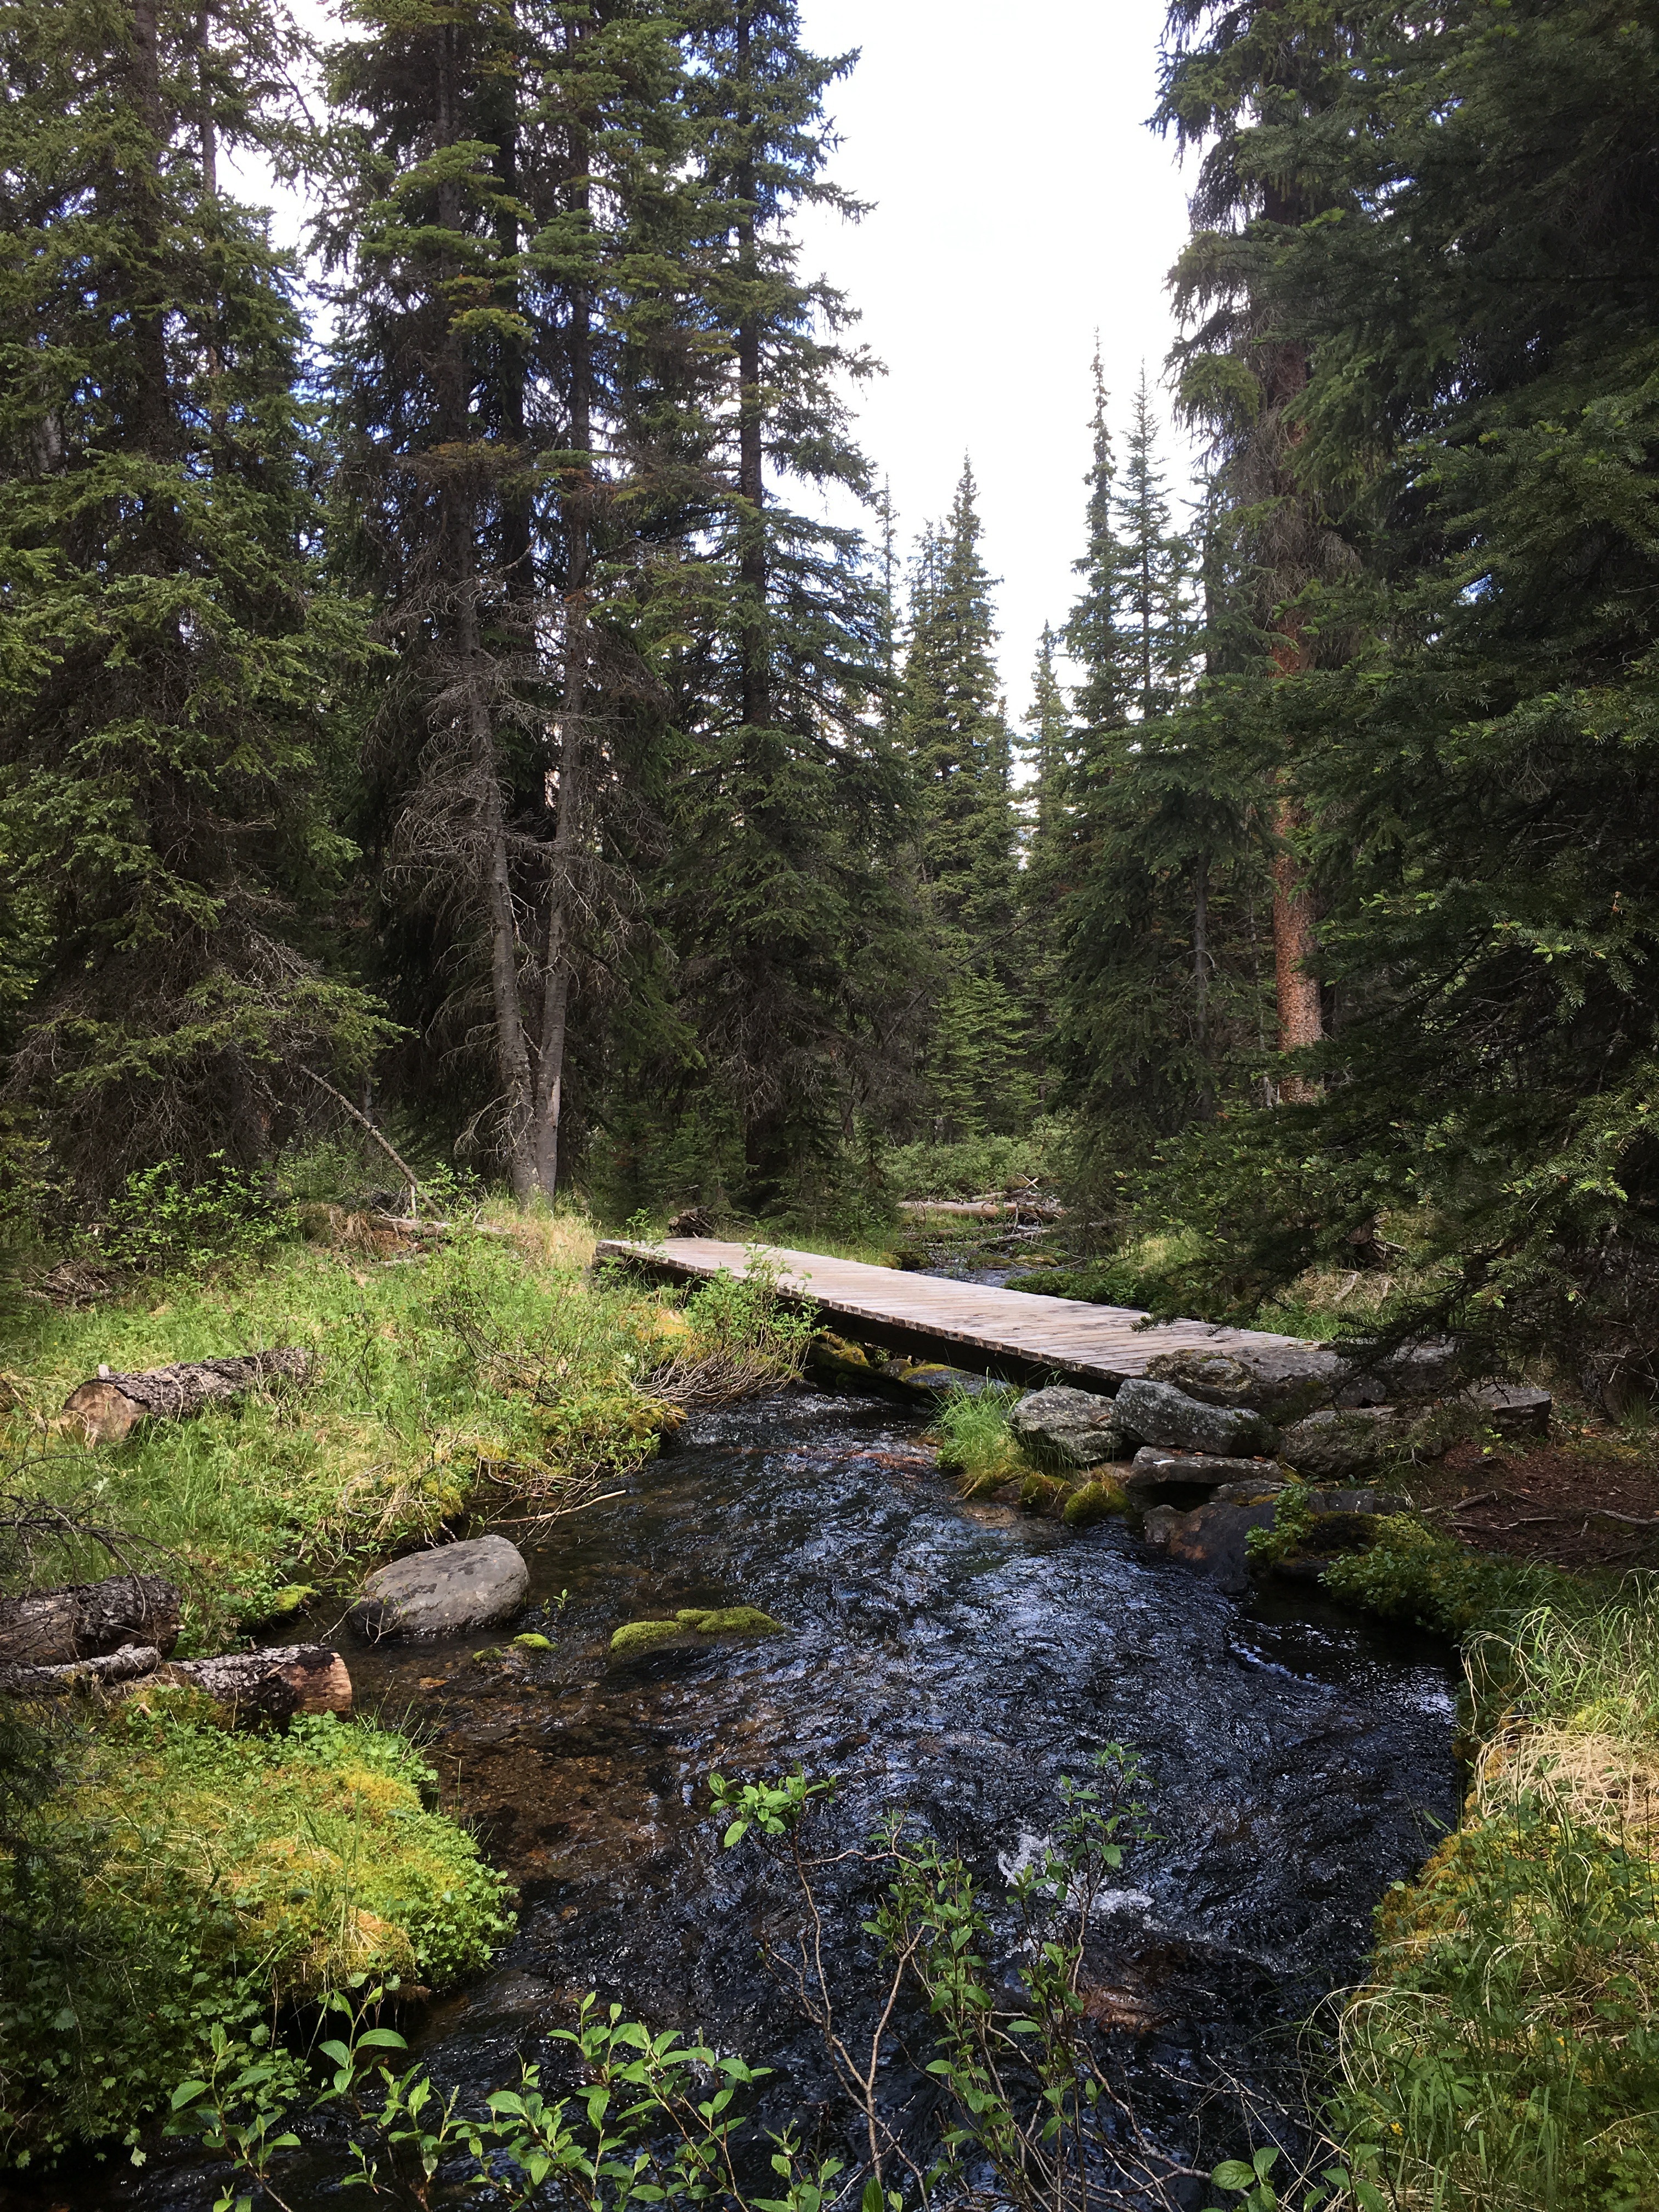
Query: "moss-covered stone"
1062 1480 1127 1527
610 1618 683 1654
1019 1471 1071 1517
611 1605 787 1655
512 1632 553 1651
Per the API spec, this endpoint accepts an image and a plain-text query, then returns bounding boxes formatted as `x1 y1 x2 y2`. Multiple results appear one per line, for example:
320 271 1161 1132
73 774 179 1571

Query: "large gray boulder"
1277 1407 1414 1481
1009 1385 1131 1470
349 1534 529 1643
1113 1376 1276 1458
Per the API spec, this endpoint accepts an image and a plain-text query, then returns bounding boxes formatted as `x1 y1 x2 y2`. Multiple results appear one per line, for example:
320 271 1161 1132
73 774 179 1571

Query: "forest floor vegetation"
0 1173 816 2165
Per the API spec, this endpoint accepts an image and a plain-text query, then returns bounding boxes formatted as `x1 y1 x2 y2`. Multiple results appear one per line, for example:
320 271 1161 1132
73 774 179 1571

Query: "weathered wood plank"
594 1238 1313 1392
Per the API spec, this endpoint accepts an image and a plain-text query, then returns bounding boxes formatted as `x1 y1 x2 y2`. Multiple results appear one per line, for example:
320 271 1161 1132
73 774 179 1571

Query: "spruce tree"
0 0 386 1198
1143 0 1659 1373
323 0 686 1201
659 0 912 1211
900 463 1029 1138
1158 0 1355 1101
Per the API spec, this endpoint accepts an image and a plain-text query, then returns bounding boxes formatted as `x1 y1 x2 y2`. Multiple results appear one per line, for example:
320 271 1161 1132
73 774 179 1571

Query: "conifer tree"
1158 0 1355 1102
323 0 685 1201
1020 624 1072 1100
900 461 1028 1137
0 0 386 1197
653 0 910 1211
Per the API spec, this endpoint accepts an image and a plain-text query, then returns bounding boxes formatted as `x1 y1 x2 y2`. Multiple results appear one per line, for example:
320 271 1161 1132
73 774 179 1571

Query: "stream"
59 1375 1459 2210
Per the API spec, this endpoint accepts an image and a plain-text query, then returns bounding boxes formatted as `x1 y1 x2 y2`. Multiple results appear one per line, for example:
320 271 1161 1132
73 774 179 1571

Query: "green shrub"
0 1707 512 2159
93 1154 297 1274
1320 1515 1565 1639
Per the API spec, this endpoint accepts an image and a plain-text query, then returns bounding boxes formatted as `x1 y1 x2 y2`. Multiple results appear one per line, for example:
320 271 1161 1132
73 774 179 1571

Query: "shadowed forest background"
0 0 1656 1380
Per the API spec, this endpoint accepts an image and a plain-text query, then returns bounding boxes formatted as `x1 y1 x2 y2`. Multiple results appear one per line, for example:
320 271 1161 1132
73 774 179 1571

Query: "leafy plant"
94 1155 297 1274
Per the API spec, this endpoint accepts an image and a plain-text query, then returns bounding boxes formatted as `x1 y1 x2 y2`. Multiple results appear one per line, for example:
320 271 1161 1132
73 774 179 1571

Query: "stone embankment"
981 1345 1549 1593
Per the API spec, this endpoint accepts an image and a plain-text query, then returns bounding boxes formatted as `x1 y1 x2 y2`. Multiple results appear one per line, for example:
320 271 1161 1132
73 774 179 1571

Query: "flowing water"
53 1378 1458 2210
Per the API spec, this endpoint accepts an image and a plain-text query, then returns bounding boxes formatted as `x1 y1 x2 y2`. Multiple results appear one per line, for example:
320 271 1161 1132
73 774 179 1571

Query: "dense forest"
0 0 1651 1385
3 3 1659 2206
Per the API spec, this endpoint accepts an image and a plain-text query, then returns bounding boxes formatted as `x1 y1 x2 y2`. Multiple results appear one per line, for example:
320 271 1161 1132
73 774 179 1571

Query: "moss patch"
611 1604 787 1655
0 1708 512 2157
1062 1480 1127 1527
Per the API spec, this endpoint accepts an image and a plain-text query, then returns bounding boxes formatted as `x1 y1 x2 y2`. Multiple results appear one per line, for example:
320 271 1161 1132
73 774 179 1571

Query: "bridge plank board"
593 1238 1312 1391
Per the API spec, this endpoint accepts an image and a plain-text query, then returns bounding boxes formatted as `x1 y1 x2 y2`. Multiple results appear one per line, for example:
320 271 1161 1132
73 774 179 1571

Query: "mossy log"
63 1348 313 1446
148 1645 352 1725
0 1572 180 1666
0 1644 163 1694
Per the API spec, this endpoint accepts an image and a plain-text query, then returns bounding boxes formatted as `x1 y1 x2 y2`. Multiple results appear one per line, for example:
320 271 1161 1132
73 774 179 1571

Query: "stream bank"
44 1378 1458 2210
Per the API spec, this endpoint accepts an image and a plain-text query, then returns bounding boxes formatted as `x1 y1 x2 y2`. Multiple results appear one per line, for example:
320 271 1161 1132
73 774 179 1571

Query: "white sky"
797 0 1195 716
254 0 1197 720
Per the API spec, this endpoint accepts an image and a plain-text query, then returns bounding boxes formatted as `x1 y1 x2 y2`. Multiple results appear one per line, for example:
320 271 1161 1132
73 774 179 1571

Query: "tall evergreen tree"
1158 0 1355 1101
1057 357 1267 1142
322 0 686 1201
1020 623 1071 1101
652 0 912 1212
1143 0 1659 1379
900 462 1028 1137
0 0 386 1198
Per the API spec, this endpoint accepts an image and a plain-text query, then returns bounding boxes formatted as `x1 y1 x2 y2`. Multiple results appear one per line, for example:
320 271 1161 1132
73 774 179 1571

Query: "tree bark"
63 1349 313 1445
0 1645 163 1694
150 1644 352 1724
735 12 769 733
0 1574 180 1665
533 63 593 1205
1271 776 1322 1102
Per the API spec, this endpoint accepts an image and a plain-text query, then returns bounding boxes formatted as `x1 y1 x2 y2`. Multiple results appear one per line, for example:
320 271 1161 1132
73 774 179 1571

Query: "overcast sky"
795 0 1195 716
258 0 1197 719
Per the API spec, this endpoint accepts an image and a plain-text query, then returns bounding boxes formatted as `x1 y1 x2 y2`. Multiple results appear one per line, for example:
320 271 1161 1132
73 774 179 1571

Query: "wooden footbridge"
594 1237 1314 1393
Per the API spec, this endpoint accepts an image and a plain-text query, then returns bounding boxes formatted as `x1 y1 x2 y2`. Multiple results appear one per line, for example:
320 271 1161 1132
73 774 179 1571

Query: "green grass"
0 1214 696 1646
0 1703 512 2160
1329 1592 1659 2210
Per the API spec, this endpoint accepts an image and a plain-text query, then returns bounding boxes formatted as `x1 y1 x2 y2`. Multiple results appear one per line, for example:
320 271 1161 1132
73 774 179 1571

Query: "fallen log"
63 1348 313 1446
0 1645 161 1695
149 1645 352 1726
898 1199 1065 1222
0 1572 180 1666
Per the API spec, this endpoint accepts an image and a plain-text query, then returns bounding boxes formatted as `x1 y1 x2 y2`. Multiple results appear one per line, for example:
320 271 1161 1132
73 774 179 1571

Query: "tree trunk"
735 14 769 733
1271 777 1322 1102
432 22 538 1202
0 1645 164 1694
150 1644 352 1725
0 1573 180 1665
533 74 593 1205
63 1350 313 1446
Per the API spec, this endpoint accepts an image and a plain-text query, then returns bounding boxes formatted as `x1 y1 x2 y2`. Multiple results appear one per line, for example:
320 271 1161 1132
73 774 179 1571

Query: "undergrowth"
1333 1594 1659 2210
0 1214 739 1644
0 1703 511 2161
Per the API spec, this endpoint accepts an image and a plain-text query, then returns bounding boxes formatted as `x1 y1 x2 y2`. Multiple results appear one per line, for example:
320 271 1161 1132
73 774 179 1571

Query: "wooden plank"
593 1238 1313 1392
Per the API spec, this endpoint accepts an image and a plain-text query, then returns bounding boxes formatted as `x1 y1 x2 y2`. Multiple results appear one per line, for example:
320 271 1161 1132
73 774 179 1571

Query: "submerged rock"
1009 1385 1131 1470
1113 1377 1276 1458
1161 1498 1283 1593
349 1534 529 1643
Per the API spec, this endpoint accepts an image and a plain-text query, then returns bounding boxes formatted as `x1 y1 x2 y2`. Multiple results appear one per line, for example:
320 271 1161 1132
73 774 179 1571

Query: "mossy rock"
512 1632 553 1651
610 1618 684 1655
1018 1471 1071 1517
611 1605 787 1655
1062 1480 1127 1528
808 1332 878 1389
